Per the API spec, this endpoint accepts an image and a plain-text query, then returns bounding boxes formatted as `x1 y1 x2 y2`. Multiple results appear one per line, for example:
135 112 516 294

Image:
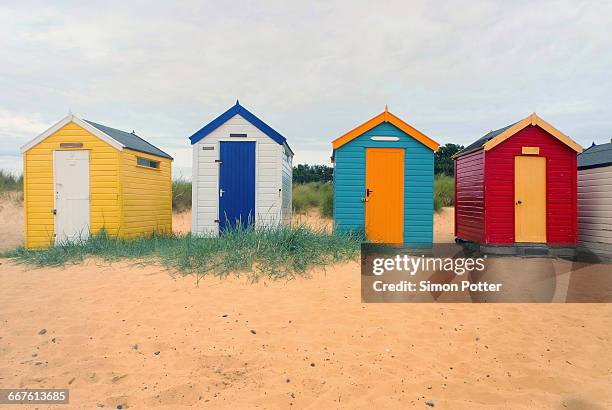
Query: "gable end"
189 101 287 147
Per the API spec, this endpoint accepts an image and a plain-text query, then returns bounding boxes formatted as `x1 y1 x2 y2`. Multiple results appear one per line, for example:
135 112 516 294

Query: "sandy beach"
0 202 611 409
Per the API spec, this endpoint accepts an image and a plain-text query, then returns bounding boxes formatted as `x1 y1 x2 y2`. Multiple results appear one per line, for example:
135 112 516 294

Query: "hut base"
455 238 577 259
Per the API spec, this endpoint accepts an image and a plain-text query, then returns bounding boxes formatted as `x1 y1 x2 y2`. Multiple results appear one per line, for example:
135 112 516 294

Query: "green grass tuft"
2 225 362 281
434 174 454 212
292 182 333 217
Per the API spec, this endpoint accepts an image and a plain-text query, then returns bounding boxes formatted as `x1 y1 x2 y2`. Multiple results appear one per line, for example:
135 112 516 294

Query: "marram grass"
434 174 454 212
2 225 362 281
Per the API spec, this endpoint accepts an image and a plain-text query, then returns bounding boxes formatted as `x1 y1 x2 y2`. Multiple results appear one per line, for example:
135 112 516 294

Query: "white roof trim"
20 114 125 153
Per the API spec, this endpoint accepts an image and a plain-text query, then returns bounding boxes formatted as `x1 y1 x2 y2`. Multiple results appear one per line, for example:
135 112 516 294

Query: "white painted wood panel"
578 164 612 257
281 146 292 225
54 150 90 243
192 114 284 235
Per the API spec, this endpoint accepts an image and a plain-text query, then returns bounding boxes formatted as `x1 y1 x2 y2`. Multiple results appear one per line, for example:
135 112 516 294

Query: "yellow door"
365 148 404 244
515 156 546 243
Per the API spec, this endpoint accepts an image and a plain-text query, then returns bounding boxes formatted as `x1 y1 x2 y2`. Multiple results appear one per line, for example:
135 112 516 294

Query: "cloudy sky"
1 1 611 177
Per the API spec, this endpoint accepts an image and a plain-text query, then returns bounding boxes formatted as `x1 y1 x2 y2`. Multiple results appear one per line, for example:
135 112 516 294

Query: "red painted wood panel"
455 150 485 242
484 125 578 245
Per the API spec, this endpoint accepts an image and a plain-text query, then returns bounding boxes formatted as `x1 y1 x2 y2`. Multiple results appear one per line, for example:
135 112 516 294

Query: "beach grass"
2 224 362 281
292 182 333 217
434 174 454 212
172 178 192 213
0 170 23 195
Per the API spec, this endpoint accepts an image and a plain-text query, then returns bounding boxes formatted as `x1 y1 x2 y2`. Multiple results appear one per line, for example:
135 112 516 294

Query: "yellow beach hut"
21 114 173 249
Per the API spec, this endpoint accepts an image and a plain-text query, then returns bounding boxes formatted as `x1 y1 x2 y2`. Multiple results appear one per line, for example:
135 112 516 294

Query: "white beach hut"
578 141 612 259
189 101 293 235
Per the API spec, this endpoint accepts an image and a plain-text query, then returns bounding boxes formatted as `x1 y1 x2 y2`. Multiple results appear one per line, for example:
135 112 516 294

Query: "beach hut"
578 141 612 259
21 114 173 249
453 113 583 249
331 107 439 246
189 101 293 234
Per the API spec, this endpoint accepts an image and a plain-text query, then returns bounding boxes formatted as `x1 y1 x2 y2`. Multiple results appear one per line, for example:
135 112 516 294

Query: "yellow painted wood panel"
119 149 172 238
364 148 404 244
24 122 121 248
515 156 547 243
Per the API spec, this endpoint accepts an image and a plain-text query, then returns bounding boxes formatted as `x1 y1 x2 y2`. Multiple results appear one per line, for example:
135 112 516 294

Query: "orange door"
515 156 547 242
365 148 404 244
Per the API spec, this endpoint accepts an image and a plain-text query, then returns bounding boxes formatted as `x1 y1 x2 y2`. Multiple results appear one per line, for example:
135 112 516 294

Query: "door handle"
366 188 373 197
516 200 522 205
219 188 225 197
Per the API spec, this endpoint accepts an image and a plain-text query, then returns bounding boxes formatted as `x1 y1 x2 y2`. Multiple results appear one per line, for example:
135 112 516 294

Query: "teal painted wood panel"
333 122 434 245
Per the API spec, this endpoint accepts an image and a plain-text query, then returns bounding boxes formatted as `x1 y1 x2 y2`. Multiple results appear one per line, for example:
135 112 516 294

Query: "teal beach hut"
331 107 439 246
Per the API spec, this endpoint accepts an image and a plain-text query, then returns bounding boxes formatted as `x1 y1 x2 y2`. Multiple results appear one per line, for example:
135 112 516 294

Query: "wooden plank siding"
484 125 578 245
23 122 121 248
281 147 293 225
578 165 612 257
334 122 434 246
454 150 485 242
192 114 283 235
119 149 172 238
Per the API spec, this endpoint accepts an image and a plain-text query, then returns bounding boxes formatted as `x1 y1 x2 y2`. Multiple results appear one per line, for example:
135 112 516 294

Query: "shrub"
434 174 454 212
321 184 333 218
0 171 23 195
292 182 333 217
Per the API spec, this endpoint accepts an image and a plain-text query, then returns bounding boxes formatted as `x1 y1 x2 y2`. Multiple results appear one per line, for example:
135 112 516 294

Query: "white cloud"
0 0 611 174
0 109 49 138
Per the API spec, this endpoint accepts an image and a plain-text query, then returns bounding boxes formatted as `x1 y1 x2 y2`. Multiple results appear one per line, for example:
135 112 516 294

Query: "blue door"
219 141 256 231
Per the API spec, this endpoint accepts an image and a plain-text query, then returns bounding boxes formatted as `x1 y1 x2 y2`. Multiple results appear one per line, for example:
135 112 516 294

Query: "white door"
54 150 90 244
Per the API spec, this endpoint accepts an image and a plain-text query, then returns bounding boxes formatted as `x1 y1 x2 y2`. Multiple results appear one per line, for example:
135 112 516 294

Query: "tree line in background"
292 164 333 183
434 143 464 176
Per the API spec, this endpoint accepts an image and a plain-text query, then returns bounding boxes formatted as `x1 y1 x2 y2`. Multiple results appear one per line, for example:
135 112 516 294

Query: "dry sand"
172 211 191 235
1 203 611 409
0 194 24 252
434 207 455 243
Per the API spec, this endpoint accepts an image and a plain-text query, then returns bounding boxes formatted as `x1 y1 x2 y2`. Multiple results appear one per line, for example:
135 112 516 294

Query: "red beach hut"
453 113 583 249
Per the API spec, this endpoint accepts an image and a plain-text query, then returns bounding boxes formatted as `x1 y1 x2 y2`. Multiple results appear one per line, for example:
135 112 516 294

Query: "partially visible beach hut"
189 101 293 235
21 114 173 249
578 141 612 259
453 113 583 250
331 107 439 246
